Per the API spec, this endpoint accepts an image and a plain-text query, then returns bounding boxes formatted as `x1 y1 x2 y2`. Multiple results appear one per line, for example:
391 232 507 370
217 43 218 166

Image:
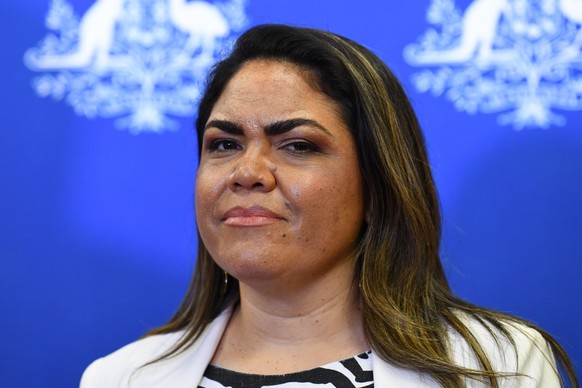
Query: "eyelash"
280 140 319 154
204 138 320 155
206 139 241 152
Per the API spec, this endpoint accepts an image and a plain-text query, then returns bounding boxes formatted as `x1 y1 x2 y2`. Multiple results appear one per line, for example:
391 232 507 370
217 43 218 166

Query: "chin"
229 265 291 287
215 250 287 278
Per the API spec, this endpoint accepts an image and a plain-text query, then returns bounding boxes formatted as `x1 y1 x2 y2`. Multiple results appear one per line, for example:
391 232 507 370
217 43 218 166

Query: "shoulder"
80 309 232 388
450 313 560 387
372 315 561 387
80 331 185 388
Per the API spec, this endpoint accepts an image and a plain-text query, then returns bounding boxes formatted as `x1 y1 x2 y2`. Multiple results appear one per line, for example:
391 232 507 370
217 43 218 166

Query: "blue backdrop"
1 1 580 387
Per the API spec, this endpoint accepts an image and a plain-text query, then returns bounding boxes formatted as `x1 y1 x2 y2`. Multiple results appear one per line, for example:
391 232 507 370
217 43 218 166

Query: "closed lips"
222 206 284 226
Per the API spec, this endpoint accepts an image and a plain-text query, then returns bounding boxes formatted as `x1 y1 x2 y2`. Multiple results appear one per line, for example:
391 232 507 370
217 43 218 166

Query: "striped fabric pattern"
198 351 374 387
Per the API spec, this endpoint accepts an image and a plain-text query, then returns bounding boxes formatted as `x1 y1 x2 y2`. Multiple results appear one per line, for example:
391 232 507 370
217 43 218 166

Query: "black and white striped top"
198 351 373 387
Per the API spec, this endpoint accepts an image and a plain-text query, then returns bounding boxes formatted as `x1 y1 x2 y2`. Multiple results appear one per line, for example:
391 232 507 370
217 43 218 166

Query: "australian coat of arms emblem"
24 0 248 133
404 0 582 129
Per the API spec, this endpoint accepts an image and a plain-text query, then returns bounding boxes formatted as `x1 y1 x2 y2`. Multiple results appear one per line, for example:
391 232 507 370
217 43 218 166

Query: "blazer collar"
134 307 430 387
134 307 231 387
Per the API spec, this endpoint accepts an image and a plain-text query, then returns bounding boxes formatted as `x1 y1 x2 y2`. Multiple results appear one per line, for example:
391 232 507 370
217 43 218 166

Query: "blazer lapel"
372 352 436 387
131 309 438 388
133 308 231 388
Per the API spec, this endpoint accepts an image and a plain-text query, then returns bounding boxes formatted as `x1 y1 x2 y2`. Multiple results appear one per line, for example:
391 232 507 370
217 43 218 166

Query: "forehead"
230 59 317 93
209 60 340 123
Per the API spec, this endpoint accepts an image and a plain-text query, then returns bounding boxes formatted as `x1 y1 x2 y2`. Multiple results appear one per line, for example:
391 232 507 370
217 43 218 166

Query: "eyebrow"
204 118 332 136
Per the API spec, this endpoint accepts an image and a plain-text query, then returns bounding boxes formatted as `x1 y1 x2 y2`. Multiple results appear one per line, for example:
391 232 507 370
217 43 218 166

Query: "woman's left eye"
281 141 318 154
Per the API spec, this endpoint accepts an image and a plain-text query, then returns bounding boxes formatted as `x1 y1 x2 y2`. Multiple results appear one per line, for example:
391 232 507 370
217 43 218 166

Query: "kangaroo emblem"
25 0 126 70
404 0 582 129
24 0 248 132
405 0 513 65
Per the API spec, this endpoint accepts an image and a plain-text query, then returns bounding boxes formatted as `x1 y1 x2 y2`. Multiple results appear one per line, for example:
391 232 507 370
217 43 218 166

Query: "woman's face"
196 60 365 289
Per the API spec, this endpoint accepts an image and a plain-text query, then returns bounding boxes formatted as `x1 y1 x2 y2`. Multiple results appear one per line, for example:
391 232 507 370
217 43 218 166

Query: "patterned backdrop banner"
1 1 580 387
24 0 248 132
404 0 582 129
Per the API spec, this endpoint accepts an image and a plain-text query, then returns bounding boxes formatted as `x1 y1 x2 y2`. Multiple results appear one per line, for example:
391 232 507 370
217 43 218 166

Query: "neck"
212 267 368 374
239 278 362 341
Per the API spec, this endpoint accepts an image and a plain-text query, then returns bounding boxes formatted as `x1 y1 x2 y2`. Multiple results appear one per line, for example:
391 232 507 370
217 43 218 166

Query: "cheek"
196 163 230 197
194 175 206 216
196 169 219 195
194 170 222 222
324 167 365 228
292 176 361 229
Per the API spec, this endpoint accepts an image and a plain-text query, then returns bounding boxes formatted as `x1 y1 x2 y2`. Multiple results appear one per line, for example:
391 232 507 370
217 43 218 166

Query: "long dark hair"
146 24 577 387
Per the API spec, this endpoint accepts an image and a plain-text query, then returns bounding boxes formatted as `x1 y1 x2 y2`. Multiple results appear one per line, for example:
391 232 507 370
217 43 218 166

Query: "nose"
227 147 276 192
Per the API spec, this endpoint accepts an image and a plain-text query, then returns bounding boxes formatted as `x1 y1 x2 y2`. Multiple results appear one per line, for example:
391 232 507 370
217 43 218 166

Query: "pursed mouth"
222 205 285 226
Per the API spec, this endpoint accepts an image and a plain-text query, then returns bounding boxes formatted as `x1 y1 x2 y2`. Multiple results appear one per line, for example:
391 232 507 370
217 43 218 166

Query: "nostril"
227 156 276 191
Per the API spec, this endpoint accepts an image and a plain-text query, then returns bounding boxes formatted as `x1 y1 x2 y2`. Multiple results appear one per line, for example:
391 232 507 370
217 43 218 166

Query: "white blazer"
80 308 560 387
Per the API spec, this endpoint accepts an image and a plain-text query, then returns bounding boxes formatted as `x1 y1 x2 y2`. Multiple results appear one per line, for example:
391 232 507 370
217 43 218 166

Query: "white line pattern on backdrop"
403 0 582 129
24 0 248 133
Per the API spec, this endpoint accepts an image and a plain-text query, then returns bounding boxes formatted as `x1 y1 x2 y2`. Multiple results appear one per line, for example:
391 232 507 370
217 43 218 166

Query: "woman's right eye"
207 139 241 152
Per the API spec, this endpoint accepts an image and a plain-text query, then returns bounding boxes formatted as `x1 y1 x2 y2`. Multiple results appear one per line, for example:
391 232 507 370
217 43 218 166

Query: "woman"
81 24 578 387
